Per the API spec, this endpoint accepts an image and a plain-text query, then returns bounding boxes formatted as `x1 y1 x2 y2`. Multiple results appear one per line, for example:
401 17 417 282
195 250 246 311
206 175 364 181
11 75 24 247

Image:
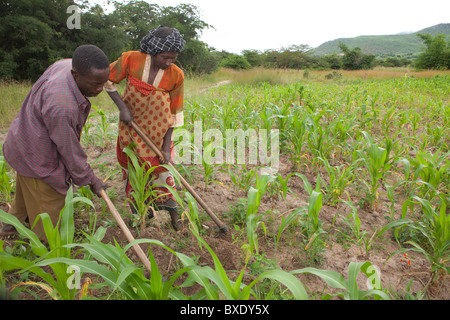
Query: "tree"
220 54 251 70
158 4 211 41
75 4 130 63
0 0 216 80
110 1 160 50
279 45 312 69
0 0 76 80
322 53 342 70
338 43 375 70
178 39 219 74
415 33 450 70
242 50 262 67
156 3 215 74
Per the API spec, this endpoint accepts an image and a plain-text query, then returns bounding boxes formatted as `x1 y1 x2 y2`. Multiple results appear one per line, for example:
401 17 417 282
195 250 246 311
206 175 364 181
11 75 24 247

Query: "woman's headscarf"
140 26 186 56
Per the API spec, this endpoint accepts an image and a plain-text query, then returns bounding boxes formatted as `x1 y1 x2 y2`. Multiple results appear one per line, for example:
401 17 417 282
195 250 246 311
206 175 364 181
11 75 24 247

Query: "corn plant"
409 110 421 136
426 124 448 150
387 195 449 277
269 102 291 149
295 173 323 233
410 150 449 202
332 113 359 146
0 187 95 300
0 144 14 204
381 104 399 135
273 172 298 200
353 131 391 209
292 261 390 300
259 104 275 132
182 192 202 235
356 102 373 132
177 232 309 300
338 200 378 258
306 119 336 162
42 231 194 300
285 108 308 169
81 111 96 146
90 105 117 148
122 145 183 231
382 183 399 221
193 139 222 191
318 156 356 206
212 100 239 132
276 207 302 247
294 173 326 258
219 164 256 194
245 174 275 256
393 157 421 198
123 144 159 230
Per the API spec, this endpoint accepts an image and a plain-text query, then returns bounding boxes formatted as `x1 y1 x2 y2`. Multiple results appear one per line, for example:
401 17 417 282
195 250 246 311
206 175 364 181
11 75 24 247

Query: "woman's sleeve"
169 71 184 127
104 52 130 92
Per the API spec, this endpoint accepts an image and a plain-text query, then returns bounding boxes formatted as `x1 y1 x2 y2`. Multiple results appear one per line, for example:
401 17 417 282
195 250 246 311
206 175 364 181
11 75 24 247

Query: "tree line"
1 0 448 81
223 37 449 71
0 0 217 80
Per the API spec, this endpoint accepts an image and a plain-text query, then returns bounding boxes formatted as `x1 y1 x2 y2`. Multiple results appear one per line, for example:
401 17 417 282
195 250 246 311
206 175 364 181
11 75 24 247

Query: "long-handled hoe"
130 120 228 233
100 189 153 274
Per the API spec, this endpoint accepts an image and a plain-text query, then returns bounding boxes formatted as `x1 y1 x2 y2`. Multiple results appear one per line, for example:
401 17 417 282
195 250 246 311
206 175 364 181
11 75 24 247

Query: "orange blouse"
105 50 184 127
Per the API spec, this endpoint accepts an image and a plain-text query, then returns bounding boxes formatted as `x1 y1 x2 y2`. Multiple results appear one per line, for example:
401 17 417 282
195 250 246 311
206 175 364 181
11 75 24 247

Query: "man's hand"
89 175 106 197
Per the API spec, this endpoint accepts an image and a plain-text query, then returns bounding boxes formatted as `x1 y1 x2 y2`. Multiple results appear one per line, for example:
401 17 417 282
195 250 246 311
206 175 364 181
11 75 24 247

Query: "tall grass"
0 81 124 128
0 80 33 128
1 68 449 128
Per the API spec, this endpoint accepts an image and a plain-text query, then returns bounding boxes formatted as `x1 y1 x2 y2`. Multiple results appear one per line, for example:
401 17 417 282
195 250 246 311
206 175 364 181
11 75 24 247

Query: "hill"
312 23 450 57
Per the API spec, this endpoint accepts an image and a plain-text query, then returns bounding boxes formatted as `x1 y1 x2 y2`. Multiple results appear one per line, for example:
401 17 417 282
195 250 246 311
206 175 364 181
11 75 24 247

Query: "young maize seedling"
0 187 95 300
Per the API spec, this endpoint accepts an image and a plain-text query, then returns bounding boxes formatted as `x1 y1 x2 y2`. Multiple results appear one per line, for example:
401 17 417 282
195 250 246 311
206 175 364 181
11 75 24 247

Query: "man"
0 44 109 240
104 26 185 230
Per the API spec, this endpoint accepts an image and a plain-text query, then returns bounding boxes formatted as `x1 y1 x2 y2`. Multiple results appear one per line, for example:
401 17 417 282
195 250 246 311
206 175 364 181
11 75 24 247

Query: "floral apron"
117 75 177 210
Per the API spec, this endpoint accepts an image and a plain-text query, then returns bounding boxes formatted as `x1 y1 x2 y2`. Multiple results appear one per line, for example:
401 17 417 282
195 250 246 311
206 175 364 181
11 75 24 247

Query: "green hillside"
312 23 450 57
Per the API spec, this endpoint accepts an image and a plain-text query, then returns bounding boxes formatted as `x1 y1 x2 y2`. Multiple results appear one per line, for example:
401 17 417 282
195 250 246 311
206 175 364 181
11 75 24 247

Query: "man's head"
71 45 110 97
140 26 185 69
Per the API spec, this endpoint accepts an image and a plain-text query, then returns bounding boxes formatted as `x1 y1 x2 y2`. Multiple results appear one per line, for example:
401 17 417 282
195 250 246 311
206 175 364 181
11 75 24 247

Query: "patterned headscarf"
140 26 186 56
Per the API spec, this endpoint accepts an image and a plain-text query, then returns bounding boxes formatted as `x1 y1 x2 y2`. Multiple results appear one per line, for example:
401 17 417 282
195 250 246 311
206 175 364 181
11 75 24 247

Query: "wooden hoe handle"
100 189 152 274
130 120 228 232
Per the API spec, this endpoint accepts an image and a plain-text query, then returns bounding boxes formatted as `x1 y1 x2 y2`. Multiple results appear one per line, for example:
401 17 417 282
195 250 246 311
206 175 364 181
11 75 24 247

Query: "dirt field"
66 141 449 299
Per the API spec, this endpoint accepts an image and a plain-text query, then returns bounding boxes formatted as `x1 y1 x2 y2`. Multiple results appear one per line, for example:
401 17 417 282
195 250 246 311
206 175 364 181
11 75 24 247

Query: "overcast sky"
96 0 450 54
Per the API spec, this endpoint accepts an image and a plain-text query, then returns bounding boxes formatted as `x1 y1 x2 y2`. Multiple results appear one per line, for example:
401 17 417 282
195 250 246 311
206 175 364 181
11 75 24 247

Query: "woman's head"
140 26 186 57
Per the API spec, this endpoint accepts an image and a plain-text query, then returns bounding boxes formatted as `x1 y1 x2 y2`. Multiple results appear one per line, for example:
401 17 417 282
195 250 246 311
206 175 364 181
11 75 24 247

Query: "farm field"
0 68 449 300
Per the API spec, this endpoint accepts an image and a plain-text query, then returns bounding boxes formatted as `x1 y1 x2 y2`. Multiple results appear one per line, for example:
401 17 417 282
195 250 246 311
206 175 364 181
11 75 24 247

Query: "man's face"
153 52 178 70
72 67 110 97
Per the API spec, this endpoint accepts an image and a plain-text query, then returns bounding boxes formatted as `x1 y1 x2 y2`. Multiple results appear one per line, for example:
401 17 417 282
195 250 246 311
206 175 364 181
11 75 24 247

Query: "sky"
95 0 450 54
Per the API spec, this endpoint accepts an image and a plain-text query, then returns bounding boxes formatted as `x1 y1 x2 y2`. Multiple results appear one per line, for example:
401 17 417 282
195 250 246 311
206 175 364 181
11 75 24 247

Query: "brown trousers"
8 174 66 241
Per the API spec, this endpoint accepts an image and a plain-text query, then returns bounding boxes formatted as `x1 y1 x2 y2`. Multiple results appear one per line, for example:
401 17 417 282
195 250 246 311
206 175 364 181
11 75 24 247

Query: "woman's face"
153 52 179 70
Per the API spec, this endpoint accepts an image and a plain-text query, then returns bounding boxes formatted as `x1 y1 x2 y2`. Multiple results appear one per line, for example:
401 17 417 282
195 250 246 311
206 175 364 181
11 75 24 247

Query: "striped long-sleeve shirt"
3 59 95 194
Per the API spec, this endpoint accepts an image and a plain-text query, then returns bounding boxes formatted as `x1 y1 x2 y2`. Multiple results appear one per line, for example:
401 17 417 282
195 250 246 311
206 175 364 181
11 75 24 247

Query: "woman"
105 26 186 230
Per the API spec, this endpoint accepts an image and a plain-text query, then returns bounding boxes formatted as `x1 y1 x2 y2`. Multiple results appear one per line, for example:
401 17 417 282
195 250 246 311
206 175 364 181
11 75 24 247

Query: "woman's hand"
119 108 133 126
107 90 133 126
160 127 174 164
160 149 171 164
